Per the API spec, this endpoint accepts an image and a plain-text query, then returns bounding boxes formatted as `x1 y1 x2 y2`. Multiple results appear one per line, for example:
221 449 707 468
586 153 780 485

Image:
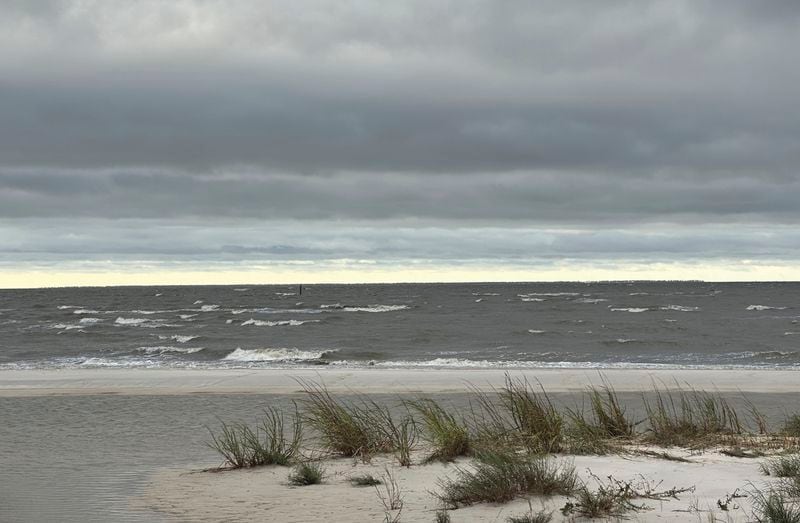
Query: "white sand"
2 367 799 396
6 367 796 521
138 448 773 522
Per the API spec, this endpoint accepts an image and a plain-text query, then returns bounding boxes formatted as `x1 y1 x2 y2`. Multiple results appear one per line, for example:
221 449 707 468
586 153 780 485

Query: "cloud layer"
1 1 799 282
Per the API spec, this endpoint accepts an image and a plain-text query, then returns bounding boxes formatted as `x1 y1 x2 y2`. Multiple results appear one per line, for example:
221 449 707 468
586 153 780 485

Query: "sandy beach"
3 367 797 521
2 367 800 397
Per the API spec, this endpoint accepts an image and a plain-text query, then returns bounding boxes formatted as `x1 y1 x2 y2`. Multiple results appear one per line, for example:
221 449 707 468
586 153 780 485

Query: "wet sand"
2 366 800 396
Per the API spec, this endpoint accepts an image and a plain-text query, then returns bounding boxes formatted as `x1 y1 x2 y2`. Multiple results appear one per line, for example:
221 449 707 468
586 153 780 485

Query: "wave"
275 292 297 296
527 329 546 334
57 305 84 310
232 307 323 315
574 298 608 304
474 299 483 303
193 300 203 305
157 334 200 343
179 314 198 320
747 305 788 311
319 303 409 312
78 317 103 324
115 317 149 325
136 346 204 354
51 323 85 331
114 317 180 328
472 292 500 296
223 347 336 362
233 288 250 292
240 319 320 327
73 309 100 314
524 292 580 297
660 305 700 312
199 304 220 312
610 307 649 313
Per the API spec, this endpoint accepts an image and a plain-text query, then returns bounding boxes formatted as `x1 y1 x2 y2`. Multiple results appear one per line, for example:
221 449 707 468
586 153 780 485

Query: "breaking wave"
660 305 700 312
136 346 205 354
240 319 320 327
223 347 336 362
610 307 649 313
747 305 788 311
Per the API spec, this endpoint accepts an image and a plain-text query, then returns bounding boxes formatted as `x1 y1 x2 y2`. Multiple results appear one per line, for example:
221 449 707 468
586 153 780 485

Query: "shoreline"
2 367 799 397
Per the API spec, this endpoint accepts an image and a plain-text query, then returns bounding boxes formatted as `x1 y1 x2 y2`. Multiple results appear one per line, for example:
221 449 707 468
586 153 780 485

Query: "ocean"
1 281 799 370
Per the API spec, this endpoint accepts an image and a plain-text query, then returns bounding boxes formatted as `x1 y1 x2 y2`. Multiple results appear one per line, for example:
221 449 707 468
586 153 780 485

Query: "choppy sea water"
0 282 799 369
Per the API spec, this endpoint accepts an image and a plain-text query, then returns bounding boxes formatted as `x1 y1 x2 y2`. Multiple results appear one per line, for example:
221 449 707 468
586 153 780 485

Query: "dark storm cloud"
1 1 799 270
1 168 800 222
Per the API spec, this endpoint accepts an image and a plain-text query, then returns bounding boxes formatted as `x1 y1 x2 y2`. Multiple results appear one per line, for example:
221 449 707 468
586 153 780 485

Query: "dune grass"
751 488 800 523
288 462 325 486
784 415 800 437
643 382 742 446
761 455 800 478
497 376 564 453
297 378 392 458
435 450 576 509
207 407 303 468
407 398 471 462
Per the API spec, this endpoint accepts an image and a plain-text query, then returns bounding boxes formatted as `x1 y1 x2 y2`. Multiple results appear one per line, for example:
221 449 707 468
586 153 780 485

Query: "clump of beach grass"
750 487 800 523
498 376 564 453
207 407 303 468
435 450 576 509
297 378 391 459
582 379 636 439
761 455 800 478
507 501 552 523
783 415 800 437
434 509 451 523
643 382 742 446
407 398 471 462
373 407 418 467
288 461 325 486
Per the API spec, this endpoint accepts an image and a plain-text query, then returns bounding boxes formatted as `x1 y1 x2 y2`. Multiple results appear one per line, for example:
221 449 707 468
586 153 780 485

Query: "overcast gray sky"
2 0 799 285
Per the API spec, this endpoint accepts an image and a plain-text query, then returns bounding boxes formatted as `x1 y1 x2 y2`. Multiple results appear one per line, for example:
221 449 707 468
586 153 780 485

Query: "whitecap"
193 300 204 305
573 298 608 304
320 303 344 309
78 317 103 324
136 346 204 354
157 334 200 343
609 307 649 313
660 305 700 312
115 317 149 325
342 305 409 313
200 304 220 312
241 319 319 327
747 305 788 311
234 288 249 292
475 298 483 303
72 309 100 314
179 314 198 320
275 292 297 296
223 347 335 362
527 329 546 334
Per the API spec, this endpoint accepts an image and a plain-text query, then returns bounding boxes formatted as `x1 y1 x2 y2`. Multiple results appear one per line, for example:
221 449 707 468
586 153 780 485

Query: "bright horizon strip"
1 260 799 288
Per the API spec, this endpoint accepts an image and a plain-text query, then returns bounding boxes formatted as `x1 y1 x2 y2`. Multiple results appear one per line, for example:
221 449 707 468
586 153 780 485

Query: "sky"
1 0 799 287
